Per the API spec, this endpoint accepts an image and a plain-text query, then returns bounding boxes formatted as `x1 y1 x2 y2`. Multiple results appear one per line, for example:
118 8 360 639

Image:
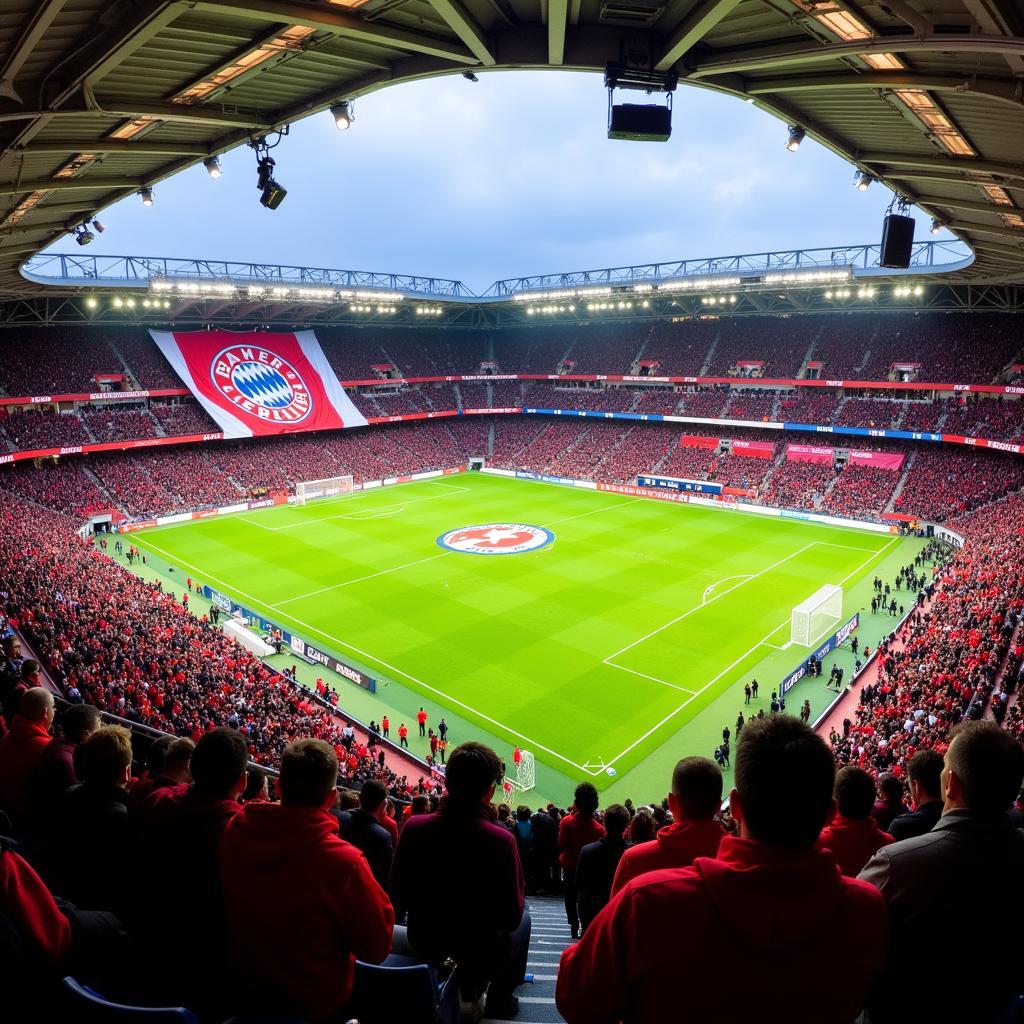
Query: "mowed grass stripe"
134 473 902 780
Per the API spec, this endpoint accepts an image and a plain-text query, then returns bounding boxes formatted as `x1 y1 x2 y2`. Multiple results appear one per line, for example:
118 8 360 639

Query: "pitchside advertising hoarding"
779 613 860 697
201 585 376 693
637 474 724 495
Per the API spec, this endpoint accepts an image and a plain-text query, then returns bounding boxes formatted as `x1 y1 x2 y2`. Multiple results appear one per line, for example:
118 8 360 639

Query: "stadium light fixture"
74 225 94 246
204 156 223 179
140 186 154 206
462 71 479 83
330 101 354 130
85 296 98 309
854 171 874 191
930 218 943 235
785 125 806 152
92 219 106 233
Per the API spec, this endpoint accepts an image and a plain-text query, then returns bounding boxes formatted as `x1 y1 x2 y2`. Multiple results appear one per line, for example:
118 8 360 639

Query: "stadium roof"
1 0 1023 299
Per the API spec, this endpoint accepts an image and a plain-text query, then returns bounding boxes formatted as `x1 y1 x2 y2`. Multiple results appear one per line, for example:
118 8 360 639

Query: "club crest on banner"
437 524 554 555
211 345 312 423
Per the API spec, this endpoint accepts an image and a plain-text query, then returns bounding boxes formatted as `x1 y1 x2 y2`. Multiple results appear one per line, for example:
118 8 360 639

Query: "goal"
790 584 843 647
294 475 354 506
504 747 536 794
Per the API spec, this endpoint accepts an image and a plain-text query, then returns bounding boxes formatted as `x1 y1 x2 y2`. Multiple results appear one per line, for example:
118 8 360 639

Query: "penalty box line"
135 536 601 778
596 536 899 773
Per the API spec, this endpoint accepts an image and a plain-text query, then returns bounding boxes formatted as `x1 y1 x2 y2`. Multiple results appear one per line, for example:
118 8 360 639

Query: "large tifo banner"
150 329 368 439
786 443 904 471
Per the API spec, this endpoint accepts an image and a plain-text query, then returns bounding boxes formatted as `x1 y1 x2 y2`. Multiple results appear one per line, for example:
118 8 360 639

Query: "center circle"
437 523 554 555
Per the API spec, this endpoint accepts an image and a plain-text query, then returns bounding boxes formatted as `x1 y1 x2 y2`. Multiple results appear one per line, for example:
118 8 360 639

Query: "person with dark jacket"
220 739 393 1023
860 722 1024 1024
391 741 528 1020
127 736 192 817
54 725 132 912
575 804 630 932
338 778 394 887
557 717 887 1024
530 805 559 894
816 766 894 876
887 749 945 841
33 703 101 823
134 727 247 1007
871 773 909 832
559 782 605 939
612 756 725 895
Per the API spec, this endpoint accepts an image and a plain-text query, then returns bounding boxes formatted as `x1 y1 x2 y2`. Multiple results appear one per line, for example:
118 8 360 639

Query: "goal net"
503 747 536 795
790 584 843 647
294 475 354 506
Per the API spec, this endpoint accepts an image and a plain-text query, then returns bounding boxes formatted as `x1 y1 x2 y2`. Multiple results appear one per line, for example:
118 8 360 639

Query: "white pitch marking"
701 573 753 605
277 552 452 605
132 537 600 777
269 484 472 531
597 536 900 773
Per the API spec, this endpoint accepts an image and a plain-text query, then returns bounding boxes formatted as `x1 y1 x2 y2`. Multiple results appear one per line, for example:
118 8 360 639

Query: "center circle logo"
437 524 554 555
211 345 312 423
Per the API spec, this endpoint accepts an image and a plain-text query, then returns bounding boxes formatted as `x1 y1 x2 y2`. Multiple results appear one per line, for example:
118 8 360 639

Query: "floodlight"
855 172 874 191
330 101 353 130
92 219 106 233
204 156 223 179
140 186 154 206
786 125 806 152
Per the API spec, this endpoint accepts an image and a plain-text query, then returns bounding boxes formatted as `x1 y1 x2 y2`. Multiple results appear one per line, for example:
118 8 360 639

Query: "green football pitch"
129 471 915 800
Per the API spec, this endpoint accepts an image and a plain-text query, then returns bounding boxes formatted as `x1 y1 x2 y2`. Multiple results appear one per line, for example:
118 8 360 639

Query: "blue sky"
64 71 946 290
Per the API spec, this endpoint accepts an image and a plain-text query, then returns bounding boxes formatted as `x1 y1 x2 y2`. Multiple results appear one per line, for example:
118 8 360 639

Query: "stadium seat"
349 955 458 1024
62 977 199 1022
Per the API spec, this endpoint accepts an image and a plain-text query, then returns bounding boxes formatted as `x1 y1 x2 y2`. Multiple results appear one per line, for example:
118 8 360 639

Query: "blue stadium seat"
62 977 199 1022
350 955 458 1024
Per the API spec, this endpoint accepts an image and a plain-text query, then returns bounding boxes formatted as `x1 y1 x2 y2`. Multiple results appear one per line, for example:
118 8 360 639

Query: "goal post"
791 584 843 648
503 747 536 796
294 475 354 506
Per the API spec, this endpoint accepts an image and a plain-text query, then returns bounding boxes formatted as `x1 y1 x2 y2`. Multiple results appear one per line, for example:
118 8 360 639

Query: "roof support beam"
428 0 496 65
191 0 480 65
859 152 1024 181
745 72 1024 110
0 0 69 102
655 0 744 73
8 140 210 157
0 178 144 197
689 35 1024 79
0 100 270 131
548 0 569 66
923 197 1024 218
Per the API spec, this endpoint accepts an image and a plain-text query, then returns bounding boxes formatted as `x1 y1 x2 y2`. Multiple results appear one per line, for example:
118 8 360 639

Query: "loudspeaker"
608 103 672 142
880 213 915 269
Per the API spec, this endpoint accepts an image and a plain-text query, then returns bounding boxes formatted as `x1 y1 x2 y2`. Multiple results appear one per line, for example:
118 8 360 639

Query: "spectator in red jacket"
220 738 393 1023
0 836 72 1020
817 766 894 876
612 756 725 895
558 782 605 938
557 717 887 1024
0 687 55 826
32 703 101 823
134 727 247 1008
127 736 193 816
391 741 528 1020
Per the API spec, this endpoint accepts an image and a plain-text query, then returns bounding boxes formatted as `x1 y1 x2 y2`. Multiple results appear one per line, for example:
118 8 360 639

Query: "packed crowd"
0 409 90 452
82 407 160 442
0 494 430 806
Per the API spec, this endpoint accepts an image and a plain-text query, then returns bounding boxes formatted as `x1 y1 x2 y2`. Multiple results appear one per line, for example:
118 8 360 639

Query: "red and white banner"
787 443 904 470
731 440 775 459
149 329 367 439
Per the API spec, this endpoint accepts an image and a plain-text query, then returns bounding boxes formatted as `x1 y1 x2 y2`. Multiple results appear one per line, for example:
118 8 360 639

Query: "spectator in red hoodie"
817 766 894 876
0 687 54 826
134 727 247 1008
127 736 193 816
871 773 909 833
557 716 887 1024
558 781 605 939
611 756 725 895
220 738 393 1023
391 741 528 1020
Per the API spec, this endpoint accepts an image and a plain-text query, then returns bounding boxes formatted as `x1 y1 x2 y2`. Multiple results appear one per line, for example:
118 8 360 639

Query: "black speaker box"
608 104 672 142
880 213 915 269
